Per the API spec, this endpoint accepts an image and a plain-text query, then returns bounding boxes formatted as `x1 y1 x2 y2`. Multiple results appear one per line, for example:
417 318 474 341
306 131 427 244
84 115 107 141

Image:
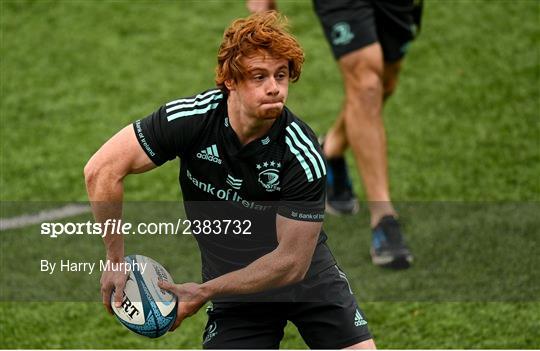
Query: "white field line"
0 204 91 231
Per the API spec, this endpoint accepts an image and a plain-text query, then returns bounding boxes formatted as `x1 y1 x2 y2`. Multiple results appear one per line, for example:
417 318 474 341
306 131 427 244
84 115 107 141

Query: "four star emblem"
256 161 281 169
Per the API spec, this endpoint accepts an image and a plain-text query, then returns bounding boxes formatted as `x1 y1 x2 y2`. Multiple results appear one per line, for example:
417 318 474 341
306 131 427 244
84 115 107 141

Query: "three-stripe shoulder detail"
285 121 327 182
165 89 223 122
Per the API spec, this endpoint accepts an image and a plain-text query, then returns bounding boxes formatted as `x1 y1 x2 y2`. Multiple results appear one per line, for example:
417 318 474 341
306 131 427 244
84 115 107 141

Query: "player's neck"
227 103 276 146
229 113 275 145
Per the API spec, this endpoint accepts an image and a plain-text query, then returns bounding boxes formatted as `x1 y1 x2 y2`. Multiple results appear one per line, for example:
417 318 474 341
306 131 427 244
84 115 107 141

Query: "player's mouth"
261 100 284 108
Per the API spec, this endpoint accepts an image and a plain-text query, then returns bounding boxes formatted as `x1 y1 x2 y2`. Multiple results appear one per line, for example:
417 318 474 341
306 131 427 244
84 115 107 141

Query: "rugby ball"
111 255 177 338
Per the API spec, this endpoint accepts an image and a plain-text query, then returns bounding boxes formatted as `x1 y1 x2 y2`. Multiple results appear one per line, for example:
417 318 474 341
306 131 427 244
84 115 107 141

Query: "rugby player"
85 11 375 349
247 0 420 269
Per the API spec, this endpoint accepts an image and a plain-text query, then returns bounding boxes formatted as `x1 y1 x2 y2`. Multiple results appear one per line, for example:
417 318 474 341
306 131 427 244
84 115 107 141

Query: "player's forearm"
84 164 125 261
201 248 309 299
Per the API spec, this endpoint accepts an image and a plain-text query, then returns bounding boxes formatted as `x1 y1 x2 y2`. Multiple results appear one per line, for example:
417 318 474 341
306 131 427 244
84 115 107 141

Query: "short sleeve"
132 89 224 166
277 121 327 222
133 106 178 166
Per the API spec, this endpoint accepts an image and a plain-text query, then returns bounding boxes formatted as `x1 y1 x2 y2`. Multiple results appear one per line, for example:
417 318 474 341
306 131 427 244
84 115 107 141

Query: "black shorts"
313 0 423 62
202 265 372 349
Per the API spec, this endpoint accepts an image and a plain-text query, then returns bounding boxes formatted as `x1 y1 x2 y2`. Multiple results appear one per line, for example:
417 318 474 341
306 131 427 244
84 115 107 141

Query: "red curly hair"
215 11 304 92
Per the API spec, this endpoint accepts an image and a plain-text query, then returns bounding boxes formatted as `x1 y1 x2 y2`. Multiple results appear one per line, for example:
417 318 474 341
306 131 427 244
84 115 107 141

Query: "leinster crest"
256 161 281 192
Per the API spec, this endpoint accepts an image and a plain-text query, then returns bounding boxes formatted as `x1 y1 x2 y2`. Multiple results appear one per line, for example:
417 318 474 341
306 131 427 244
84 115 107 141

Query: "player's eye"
253 75 265 81
276 71 288 80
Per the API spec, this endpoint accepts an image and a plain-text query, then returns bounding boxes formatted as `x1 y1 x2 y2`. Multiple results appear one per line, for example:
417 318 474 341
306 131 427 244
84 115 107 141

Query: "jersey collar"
220 99 287 158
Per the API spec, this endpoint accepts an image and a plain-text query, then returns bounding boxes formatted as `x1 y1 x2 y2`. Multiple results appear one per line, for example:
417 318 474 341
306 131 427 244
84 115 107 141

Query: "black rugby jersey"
133 88 336 283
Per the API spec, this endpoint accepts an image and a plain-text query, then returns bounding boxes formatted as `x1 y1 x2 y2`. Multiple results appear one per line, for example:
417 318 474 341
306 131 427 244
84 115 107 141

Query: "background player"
85 11 375 349
247 0 422 268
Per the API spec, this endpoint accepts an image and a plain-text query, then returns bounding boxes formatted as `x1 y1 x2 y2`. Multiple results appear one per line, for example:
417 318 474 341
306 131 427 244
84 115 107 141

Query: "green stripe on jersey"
285 136 314 182
166 89 221 107
166 93 223 114
167 103 220 122
290 122 326 176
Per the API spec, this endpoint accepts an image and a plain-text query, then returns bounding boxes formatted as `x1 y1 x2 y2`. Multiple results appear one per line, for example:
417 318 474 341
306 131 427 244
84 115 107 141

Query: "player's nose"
266 77 279 96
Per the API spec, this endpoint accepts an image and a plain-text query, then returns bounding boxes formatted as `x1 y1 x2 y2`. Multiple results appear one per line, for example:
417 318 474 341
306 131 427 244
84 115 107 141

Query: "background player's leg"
324 43 403 159
326 43 412 268
324 105 359 215
338 42 396 227
338 44 413 268
383 60 402 101
324 110 348 158
324 59 403 201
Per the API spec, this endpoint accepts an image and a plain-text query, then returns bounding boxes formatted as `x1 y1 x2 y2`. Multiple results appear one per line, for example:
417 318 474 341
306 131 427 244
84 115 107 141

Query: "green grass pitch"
1 0 539 348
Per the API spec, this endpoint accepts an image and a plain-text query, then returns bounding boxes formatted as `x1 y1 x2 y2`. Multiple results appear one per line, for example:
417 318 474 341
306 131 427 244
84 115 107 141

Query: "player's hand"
158 280 209 332
246 0 277 13
100 266 128 315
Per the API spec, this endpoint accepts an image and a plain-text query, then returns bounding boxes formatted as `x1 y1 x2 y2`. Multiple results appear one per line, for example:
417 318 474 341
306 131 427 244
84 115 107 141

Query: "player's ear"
224 79 236 92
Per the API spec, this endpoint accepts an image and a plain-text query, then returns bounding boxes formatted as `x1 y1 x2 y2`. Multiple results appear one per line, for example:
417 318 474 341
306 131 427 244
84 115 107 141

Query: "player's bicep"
88 125 156 178
275 214 321 261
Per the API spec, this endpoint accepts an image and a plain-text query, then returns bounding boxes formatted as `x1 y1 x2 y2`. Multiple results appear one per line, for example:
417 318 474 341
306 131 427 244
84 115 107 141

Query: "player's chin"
258 106 283 119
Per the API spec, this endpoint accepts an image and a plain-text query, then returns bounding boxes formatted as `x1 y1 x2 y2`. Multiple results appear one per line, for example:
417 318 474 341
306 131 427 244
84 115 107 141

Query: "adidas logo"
197 144 222 164
226 174 242 190
354 309 367 327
